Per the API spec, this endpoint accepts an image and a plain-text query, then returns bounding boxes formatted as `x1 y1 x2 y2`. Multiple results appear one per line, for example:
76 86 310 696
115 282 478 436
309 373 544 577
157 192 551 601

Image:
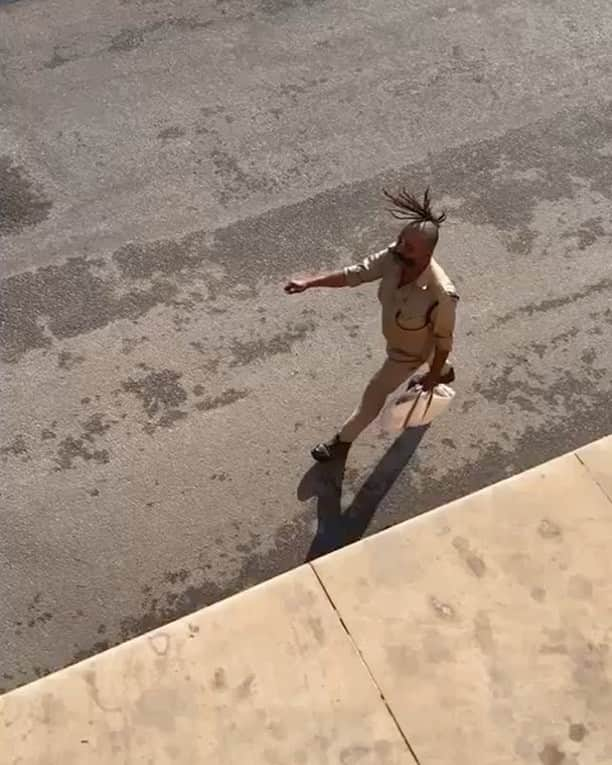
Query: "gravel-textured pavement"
1 0 612 691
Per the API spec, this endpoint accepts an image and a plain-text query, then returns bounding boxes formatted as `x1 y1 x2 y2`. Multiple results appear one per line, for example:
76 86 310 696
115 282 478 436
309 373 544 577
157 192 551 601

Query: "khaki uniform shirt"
344 246 459 363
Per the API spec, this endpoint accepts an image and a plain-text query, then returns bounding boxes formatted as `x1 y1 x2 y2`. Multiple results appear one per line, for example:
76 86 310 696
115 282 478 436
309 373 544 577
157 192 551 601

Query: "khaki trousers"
339 357 451 443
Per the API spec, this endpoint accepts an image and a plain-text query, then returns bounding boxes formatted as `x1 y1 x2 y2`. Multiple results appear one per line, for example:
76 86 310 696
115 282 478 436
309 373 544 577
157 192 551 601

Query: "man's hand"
419 348 451 391
419 370 440 392
285 271 347 292
284 279 310 294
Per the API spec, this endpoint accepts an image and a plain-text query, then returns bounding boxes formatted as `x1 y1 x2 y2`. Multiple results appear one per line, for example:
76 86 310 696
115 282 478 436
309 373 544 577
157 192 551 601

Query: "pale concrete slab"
577 435 612 504
314 452 612 765
0 566 415 765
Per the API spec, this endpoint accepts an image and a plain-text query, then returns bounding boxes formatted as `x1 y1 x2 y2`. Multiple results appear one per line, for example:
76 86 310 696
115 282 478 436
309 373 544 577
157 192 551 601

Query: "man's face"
392 227 433 282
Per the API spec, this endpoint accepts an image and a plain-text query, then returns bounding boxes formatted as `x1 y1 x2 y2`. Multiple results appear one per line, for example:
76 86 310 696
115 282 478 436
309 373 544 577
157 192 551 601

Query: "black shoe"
311 435 350 463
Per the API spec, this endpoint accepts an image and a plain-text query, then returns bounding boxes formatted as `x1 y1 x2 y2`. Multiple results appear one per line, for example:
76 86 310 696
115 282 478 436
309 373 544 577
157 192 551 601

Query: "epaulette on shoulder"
430 258 459 300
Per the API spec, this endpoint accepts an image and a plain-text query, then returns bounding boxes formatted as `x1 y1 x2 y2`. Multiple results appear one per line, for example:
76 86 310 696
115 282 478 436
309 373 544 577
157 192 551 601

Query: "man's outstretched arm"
285 247 388 294
284 271 347 294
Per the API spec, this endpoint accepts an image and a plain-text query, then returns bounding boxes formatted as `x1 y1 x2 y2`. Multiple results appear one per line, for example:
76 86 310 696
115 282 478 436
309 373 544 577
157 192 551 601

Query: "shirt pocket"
394 301 438 331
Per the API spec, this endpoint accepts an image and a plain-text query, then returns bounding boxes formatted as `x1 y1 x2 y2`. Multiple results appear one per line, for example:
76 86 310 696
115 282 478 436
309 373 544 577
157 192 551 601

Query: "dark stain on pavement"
57 350 85 370
211 148 278 206
82 413 112 442
307 617 325 646
24 593 54 630
473 360 546 409
443 115 612 255
0 256 177 363
471 333 603 417
234 673 256 700
108 17 213 54
121 369 187 417
114 524 294 648
44 46 80 70
72 641 111 664
145 409 187 433
581 348 597 365
164 569 189 585
529 327 579 359
563 216 606 250
473 611 495 655
260 0 324 14
56 436 110 471
0 156 53 236
229 321 316 366
452 536 487 577
121 335 149 354
27 611 53 629
571 639 611 702
113 238 207 281
195 388 249 412
538 518 562 539
278 77 328 104
120 368 189 432
538 743 566 765
212 667 227 690
1 434 28 461
158 126 187 142
531 587 546 602
340 745 373 764
493 278 612 328
429 596 456 620
568 722 587 742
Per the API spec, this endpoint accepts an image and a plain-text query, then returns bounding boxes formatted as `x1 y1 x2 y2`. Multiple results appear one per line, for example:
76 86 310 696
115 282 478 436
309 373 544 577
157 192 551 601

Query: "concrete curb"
2 436 612 764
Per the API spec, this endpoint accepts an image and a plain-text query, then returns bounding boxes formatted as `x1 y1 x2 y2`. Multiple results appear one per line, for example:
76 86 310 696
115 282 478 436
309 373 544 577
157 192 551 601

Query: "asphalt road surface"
2 0 612 692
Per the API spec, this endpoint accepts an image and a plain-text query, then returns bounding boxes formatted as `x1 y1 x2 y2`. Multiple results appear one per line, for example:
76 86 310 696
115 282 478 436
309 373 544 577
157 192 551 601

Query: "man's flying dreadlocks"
382 187 446 248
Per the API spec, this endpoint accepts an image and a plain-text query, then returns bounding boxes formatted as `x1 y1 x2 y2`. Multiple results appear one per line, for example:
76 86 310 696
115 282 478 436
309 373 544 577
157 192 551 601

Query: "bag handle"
401 386 435 429
401 389 421 429
422 388 435 417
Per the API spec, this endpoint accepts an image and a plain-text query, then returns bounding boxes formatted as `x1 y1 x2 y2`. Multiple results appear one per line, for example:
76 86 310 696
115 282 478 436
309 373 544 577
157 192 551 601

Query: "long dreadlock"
382 187 447 226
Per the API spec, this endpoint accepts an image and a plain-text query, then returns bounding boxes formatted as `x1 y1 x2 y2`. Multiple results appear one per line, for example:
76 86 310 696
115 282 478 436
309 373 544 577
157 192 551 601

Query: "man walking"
285 188 458 462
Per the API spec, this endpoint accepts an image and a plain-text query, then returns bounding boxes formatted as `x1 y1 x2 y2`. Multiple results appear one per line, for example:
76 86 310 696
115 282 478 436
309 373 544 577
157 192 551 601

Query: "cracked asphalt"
1 0 612 692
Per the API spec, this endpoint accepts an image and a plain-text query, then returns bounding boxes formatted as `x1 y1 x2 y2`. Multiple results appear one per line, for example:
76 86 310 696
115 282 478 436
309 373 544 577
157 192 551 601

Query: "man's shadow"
298 426 428 561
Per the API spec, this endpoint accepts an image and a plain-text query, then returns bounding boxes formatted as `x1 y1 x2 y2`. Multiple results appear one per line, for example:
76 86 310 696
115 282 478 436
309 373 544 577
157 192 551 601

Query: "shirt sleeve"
343 248 387 287
433 293 459 353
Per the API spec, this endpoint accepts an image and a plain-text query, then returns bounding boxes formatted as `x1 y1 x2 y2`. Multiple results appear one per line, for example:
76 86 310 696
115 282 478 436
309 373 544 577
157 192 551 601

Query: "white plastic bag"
381 381 455 433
